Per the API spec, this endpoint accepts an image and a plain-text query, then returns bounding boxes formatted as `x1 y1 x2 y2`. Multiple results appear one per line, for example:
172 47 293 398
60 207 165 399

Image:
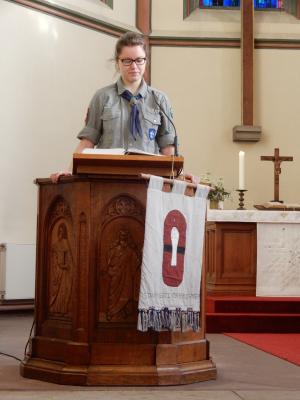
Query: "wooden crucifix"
261 148 293 203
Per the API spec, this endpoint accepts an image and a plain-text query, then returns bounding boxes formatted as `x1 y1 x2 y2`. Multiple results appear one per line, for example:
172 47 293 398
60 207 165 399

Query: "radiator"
0 243 35 300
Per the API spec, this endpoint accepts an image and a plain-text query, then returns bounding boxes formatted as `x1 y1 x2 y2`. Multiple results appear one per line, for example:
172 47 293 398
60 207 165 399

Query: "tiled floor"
0 312 299 400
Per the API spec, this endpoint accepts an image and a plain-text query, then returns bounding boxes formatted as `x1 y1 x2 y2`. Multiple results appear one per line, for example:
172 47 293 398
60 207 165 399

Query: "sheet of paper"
82 148 125 155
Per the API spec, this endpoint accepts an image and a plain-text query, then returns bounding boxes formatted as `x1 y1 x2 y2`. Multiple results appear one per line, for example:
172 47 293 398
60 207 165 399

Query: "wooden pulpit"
21 155 216 385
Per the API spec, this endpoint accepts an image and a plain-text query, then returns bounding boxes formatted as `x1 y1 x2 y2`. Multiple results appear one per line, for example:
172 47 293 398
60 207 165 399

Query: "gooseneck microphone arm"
150 89 179 157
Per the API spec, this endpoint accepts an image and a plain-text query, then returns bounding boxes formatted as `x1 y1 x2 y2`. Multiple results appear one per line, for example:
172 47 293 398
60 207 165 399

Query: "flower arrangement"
201 174 231 202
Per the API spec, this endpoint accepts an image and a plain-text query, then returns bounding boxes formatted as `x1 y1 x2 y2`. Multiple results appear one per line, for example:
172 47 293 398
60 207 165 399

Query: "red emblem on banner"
162 209 187 287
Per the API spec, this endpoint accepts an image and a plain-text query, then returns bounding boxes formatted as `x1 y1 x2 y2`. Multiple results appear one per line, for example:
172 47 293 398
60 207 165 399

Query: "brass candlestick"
236 189 247 210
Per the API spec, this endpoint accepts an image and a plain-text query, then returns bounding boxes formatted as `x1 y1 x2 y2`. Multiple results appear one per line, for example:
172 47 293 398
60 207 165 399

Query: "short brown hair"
114 32 148 61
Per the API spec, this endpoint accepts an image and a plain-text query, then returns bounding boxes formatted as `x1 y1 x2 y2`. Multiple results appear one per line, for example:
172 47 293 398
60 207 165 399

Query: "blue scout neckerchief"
121 90 143 140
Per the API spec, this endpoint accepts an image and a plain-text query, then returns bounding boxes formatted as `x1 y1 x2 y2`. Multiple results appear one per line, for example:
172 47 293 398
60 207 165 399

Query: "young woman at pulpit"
50 31 176 183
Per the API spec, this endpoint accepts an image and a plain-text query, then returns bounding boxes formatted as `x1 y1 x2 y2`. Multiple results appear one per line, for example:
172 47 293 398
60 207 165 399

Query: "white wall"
152 0 300 39
151 44 300 209
2 0 300 245
152 0 240 37
150 2 300 209
0 1 117 243
47 0 137 30
151 46 242 205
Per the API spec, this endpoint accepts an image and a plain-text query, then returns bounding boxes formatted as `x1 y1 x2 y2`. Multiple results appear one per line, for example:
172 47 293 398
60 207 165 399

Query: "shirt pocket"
100 107 121 146
141 109 161 140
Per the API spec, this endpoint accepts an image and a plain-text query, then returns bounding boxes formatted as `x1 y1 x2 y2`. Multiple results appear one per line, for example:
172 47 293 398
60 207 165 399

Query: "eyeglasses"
119 57 146 66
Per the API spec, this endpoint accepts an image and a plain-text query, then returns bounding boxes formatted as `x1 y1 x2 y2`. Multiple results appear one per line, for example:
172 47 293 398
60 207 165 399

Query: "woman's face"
117 45 146 86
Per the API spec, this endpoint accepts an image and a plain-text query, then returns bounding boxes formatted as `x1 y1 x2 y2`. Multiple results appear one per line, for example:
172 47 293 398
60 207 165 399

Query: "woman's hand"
160 145 175 156
50 171 72 184
179 173 200 185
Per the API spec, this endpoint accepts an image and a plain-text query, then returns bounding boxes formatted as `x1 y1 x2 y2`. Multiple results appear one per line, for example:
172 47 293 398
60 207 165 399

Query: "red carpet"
225 333 300 366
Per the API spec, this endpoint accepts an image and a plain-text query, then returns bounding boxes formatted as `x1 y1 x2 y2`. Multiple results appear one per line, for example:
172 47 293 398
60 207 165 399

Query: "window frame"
183 0 300 19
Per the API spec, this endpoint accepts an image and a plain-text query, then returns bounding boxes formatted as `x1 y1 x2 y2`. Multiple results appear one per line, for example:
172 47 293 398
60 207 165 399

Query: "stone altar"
207 210 300 297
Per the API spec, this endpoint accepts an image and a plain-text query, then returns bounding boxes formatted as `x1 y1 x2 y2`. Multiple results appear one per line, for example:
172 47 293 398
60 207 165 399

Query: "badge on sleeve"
148 128 156 140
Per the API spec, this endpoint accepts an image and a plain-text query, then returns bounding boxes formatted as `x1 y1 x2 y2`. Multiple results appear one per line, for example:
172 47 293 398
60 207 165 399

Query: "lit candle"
239 151 245 190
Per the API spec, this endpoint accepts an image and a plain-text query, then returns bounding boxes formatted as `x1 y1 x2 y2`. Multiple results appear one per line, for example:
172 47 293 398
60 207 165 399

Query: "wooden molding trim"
149 36 240 48
136 0 151 35
8 1 300 50
10 0 126 37
101 0 113 9
150 36 300 50
255 39 300 49
233 125 262 142
136 0 152 83
183 0 199 19
241 0 254 126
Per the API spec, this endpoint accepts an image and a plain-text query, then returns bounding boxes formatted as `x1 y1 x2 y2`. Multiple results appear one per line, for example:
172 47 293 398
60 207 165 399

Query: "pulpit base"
21 358 217 386
25 176 217 387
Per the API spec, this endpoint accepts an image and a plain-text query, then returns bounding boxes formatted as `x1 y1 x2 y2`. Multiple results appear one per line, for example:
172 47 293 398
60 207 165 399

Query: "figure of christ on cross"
261 148 293 203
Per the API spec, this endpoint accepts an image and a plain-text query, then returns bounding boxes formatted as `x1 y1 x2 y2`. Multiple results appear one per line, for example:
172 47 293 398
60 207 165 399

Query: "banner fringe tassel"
137 307 200 332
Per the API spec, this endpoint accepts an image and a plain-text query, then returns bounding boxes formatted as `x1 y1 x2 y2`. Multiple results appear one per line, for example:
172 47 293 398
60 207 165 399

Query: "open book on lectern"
82 148 162 156
73 148 184 177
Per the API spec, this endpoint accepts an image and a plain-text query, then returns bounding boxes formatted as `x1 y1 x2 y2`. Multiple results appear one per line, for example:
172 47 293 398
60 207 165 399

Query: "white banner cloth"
138 175 209 332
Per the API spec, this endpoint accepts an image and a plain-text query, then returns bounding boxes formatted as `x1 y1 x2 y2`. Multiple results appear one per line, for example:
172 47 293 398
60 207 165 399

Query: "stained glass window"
199 1 283 8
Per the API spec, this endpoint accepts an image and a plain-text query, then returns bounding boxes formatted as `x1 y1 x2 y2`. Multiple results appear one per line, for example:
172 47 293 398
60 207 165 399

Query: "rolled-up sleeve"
77 91 103 145
156 94 176 149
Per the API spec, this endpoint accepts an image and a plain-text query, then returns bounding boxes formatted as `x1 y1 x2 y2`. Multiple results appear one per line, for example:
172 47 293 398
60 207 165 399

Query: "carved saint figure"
106 229 141 320
49 222 74 316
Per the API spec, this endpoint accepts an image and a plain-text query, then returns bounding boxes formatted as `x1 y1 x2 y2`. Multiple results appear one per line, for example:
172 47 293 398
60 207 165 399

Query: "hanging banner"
138 175 209 332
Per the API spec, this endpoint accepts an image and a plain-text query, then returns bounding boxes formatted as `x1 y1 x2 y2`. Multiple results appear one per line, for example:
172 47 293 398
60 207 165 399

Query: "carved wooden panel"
98 195 145 324
46 197 75 320
205 222 256 296
22 177 216 385
221 229 256 279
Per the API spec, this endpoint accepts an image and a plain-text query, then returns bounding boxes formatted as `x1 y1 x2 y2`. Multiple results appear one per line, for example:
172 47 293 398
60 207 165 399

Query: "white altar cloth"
207 210 300 297
207 209 300 224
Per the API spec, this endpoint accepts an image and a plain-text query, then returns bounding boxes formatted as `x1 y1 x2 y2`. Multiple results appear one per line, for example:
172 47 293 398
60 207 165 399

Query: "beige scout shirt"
77 78 176 154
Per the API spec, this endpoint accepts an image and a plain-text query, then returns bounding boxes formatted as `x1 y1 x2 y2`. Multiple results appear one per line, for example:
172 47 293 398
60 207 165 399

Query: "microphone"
150 89 179 157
